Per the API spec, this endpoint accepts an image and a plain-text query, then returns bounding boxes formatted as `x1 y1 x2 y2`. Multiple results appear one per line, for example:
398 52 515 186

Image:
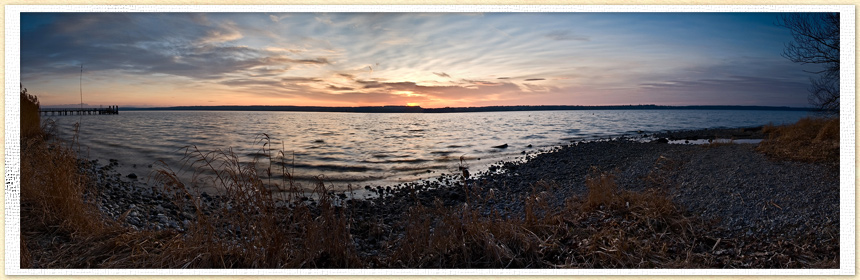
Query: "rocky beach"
77 125 840 268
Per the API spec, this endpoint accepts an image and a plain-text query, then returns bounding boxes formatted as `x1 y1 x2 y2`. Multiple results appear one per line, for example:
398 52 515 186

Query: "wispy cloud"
315 15 333 25
327 85 354 91
433 72 451 78
20 12 815 107
198 21 243 44
545 30 590 41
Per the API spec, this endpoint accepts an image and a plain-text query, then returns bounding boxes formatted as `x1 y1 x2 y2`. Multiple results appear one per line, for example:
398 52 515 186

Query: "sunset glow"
20 12 820 108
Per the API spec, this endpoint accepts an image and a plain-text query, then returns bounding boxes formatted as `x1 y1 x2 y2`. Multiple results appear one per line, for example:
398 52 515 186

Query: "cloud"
327 85 354 91
461 79 503 86
381 81 418 90
409 82 523 101
524 78 545 81
269 14 290 23
496 77 510 79
345 79 524 103
545 30 590 41
281 77 322 83
293 58 330 64
639 75 807 92
20 13 330 82
433 72 451 78
637 75 810 105
315 15 333 25
198 22 243 44
219 78 285 87
357 80 385 88
520 83 556 92
264 47 304 53
245 66 291 77
381 38 412 46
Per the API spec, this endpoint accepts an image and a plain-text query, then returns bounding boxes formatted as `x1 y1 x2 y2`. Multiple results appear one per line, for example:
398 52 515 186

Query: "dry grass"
387 167 715 268
101 139 363 268
20 86 42 140
18 88 105 234
582 166 617 210
22 130 363 268
19 87 111 267
757 117 839 163
20 138 106 234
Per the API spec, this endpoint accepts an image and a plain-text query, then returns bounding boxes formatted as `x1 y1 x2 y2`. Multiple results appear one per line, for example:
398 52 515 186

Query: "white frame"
4 5 855 275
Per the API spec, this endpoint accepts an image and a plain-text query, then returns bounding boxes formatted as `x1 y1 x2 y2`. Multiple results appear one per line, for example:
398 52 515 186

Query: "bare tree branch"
777 13 840 114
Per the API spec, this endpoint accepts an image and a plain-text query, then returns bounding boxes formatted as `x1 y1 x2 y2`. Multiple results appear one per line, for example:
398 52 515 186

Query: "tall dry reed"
757 117 839 163
19 87 110 268
20 86 41 140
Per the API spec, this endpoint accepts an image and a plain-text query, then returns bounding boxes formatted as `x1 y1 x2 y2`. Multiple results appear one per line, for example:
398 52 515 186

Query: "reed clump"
582 166 617 210
757 117 839 164
20 86 42 140
19 87 109 267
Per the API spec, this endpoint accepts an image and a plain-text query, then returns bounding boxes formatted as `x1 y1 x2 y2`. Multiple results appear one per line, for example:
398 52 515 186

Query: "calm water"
48 110 809 191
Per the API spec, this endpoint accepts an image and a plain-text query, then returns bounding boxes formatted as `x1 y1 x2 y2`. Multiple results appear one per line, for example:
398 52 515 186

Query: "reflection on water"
48 110 809 191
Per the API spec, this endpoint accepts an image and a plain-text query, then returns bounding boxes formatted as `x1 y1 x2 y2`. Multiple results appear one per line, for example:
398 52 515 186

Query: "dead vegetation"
19 87 111 267
757 117 839 164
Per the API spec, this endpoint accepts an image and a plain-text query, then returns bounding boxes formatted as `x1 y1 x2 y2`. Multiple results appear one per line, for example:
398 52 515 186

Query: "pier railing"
40 106 119 115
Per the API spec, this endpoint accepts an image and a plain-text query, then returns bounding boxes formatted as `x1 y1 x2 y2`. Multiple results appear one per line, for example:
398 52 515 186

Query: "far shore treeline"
120 104 819 114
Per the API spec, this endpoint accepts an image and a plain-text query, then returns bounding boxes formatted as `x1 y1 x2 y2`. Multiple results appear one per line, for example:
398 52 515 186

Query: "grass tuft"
583 166 617 210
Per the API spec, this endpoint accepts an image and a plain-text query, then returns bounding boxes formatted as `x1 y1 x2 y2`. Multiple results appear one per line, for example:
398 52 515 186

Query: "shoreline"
44 108 808 194
75 125 840 268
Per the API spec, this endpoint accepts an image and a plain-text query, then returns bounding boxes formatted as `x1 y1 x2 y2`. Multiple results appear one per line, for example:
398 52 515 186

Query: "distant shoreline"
117 104 819 114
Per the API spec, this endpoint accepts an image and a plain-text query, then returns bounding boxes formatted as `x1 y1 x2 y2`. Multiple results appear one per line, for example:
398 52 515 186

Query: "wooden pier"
40 106 119 116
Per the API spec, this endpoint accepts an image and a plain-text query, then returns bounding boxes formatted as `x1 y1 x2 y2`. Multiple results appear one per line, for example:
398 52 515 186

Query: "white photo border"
4 4 855 276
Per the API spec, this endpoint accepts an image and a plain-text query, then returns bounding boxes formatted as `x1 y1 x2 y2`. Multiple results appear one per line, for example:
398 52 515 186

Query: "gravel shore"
86 126 840 265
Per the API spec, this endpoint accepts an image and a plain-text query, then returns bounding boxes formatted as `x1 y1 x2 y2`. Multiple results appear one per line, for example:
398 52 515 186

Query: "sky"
20 12 821 108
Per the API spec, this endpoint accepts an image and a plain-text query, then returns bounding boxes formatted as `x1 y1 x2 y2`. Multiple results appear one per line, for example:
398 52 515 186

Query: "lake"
47 109 810 191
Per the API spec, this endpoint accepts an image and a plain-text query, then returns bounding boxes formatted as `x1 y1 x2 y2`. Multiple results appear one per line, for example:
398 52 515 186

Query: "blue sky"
20 12 818 107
